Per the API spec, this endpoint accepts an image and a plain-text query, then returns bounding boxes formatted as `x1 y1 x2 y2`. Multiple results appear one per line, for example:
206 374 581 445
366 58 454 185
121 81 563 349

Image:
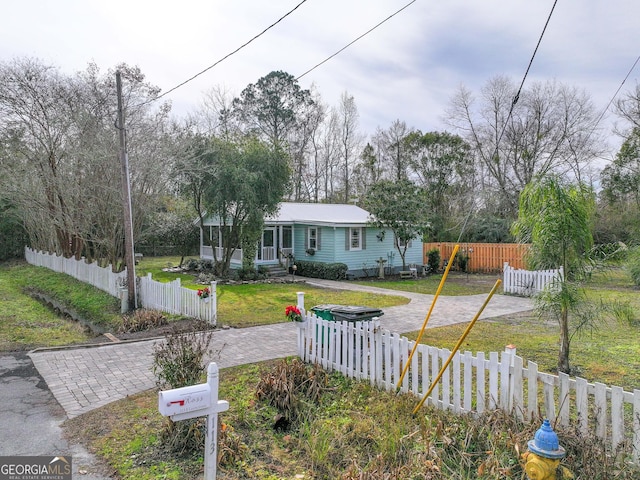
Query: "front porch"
199 245 294 265
200 224 294 267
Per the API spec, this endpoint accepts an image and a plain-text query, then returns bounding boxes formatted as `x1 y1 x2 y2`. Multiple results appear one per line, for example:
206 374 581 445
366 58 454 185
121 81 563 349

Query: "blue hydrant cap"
527 419 566 459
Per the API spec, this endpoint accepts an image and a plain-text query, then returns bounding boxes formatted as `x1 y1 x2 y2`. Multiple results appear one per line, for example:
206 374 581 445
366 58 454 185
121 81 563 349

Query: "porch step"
265 265 288 277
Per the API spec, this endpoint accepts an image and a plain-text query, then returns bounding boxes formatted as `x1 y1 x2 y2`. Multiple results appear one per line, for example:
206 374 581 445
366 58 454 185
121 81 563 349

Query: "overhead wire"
135 0 309 108
496 0 558 147
589 54 640 141
296 0 418 80
457 0 558 243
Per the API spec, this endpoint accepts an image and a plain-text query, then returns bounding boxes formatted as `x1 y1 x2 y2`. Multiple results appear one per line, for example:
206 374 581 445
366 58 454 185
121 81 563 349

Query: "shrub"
454 252 469 272
183 258 217 273
119 309 167 333
152 326 214 389
426 248 441 273
294 260 348 280
255 358 328 425
591 242 628 262
233 267 267 281
152 326 215 454
217 422 248 467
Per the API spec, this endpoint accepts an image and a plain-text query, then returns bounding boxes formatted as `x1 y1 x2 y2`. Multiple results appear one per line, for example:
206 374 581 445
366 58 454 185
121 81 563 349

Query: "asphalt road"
0 353 112 479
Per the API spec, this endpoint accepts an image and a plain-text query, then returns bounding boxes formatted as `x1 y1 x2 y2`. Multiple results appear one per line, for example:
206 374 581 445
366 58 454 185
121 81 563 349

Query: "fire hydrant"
522 419 566 480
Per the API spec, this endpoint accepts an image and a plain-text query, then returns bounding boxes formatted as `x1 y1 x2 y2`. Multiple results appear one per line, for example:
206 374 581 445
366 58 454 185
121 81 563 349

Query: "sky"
2 0 639 159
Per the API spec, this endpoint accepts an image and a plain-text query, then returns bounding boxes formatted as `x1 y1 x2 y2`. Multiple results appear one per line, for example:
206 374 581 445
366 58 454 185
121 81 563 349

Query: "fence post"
210 281 217 326
119 287 129 314
295 292 306 359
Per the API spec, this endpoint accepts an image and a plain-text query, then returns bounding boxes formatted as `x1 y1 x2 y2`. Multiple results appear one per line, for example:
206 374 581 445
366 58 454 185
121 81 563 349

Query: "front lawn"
354 271 502 295
0 259 408 350
0 262 118 351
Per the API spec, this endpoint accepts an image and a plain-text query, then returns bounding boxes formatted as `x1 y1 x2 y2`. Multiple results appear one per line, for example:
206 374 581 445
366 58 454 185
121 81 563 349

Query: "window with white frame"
350 227 362 250
308 227 317 250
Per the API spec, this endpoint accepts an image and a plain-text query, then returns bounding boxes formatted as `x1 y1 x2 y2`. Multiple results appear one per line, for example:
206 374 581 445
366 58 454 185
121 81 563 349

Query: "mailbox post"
159 362 229 479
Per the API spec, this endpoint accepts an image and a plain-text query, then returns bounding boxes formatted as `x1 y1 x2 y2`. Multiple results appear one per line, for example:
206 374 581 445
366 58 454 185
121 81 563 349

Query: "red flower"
197 287 211 299
285 305 302 322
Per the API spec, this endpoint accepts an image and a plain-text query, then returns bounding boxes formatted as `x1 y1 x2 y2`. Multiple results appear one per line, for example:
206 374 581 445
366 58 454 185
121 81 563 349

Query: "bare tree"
372 119 414 181
446 76 602 217
287 87 326 201
317 109 341 202
190 84 237 139
0 58 174 267
334 91 363 203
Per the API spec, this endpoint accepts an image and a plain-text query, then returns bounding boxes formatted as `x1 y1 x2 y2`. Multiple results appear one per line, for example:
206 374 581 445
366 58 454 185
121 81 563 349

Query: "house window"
350 228 362 250
308 227 317 250
209 226 220 247
396 235 412 248
282 226 292 249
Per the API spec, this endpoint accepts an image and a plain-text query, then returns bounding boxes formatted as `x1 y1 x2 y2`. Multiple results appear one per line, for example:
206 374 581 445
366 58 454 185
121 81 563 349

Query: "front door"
258 227 276 261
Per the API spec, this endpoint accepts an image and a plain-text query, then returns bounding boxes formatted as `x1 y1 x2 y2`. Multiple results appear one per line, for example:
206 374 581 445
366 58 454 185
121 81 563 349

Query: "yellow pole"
412 279 502 415
396 244 460 392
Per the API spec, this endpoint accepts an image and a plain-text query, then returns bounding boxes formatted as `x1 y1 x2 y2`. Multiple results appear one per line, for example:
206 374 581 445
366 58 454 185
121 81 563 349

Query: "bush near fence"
423 242 530 273
295 314 640 465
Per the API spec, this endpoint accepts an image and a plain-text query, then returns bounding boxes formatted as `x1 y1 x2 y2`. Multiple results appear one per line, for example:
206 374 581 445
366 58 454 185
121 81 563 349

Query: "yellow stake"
395 244 460 392
412 279 502 415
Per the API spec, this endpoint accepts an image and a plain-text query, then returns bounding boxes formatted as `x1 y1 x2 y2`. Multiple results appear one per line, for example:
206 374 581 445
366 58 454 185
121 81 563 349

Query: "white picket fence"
296 313 640 463
25 247 128 297
24 247 216 324
503 261 563 296
139 273 216 323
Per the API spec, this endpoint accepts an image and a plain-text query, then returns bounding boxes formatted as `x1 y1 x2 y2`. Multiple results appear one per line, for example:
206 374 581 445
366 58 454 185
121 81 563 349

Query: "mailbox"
159 383 211 418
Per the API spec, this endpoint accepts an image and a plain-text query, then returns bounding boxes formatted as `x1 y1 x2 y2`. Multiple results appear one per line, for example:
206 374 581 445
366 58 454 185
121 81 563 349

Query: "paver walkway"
29 279 533 418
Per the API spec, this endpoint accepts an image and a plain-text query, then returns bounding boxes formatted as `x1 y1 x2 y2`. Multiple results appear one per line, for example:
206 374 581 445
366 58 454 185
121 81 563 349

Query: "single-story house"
199 202 424 278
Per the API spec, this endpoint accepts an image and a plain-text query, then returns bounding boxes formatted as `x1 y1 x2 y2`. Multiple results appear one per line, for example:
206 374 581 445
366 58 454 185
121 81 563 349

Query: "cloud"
1 0 639 156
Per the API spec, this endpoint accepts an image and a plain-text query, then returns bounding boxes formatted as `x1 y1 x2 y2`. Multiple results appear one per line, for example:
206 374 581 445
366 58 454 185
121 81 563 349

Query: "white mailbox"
158 363 229 479
159 383 211 418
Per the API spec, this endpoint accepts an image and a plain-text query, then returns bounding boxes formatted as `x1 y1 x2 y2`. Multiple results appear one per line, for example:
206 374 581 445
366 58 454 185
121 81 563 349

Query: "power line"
495 0 558 147
457 0 558 243
138 0 309 107
297 0 417 80
590 54 640 137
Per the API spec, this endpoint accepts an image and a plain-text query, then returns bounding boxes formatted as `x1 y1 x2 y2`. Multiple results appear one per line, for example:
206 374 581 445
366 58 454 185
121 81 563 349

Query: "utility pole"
116 71 137 310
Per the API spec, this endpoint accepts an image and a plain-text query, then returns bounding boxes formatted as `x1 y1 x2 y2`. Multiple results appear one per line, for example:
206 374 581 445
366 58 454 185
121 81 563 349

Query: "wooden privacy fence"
503 262 563 297
296 313 640 463
24 247 216 324
423 242 530 273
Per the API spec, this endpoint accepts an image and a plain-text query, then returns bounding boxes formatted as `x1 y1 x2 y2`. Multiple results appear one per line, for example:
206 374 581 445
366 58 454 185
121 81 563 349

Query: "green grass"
133 256 410 328
217 283 407 327
0 258 408 350
405 266 640 391
354 271 503 295
0 262 117 350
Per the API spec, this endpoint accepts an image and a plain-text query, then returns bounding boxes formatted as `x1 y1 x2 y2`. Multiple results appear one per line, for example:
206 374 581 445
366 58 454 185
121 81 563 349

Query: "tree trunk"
558 307 571 374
